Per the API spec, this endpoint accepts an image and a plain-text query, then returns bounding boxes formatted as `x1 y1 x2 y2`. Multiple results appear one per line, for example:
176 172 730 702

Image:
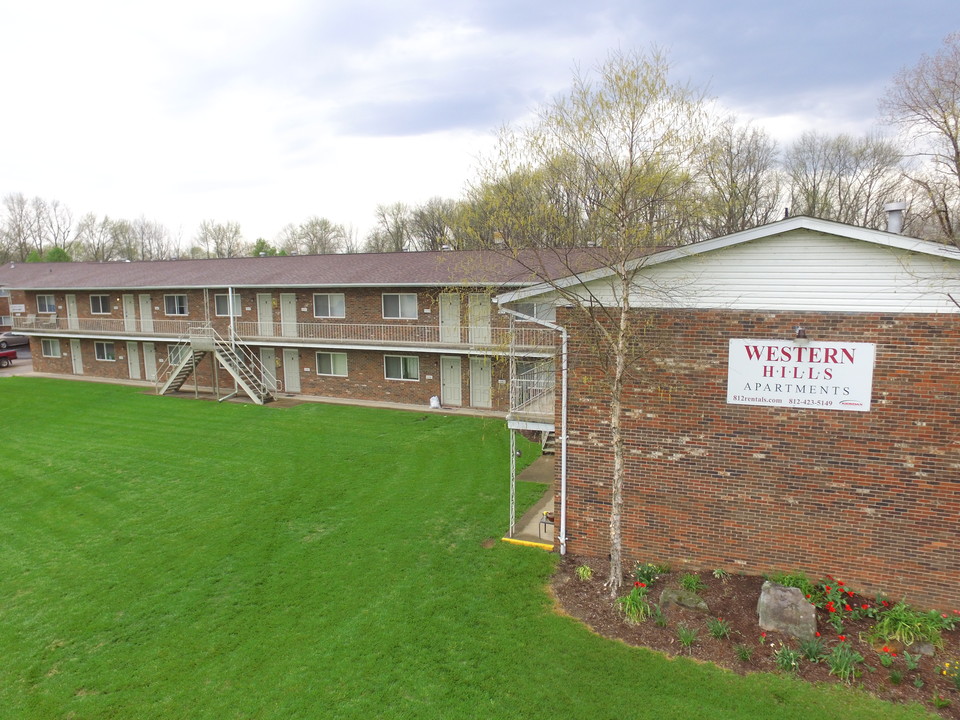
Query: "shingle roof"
0 249 605 291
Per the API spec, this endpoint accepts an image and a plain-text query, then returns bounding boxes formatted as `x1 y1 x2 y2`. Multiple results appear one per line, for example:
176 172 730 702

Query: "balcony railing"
12 315 555 352
508 360 556 424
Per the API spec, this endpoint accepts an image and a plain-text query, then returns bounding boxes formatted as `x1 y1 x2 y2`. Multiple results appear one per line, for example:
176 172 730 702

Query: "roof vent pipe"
884 201 907 234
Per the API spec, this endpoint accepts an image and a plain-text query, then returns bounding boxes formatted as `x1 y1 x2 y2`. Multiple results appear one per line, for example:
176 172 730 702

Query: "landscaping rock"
660 586 709 613
756 581 817 641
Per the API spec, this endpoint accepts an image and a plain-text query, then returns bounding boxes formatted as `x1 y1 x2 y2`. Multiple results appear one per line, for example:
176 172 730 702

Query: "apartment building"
0 250 570 411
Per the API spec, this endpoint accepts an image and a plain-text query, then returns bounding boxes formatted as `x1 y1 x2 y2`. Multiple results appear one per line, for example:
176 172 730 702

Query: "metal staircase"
156 326 277 405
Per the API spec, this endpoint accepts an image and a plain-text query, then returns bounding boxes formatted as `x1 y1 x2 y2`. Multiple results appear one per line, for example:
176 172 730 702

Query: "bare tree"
479 49 708 596
365 202 411 252
881 31 960 242
784 131 906 228
276 217 347 255
1 193 33 262
195 220 245 258
697 119 783 237
74 213 117 261
410 197 456 250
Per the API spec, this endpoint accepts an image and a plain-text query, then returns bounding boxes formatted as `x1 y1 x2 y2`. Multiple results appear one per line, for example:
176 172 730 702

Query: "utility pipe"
498 305 569 556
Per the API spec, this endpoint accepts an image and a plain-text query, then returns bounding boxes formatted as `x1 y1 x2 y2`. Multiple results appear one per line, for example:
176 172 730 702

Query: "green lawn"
0 378 934 719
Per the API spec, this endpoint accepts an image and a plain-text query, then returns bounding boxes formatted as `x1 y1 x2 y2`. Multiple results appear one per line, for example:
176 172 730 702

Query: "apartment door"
139 294 154 332
282 348 300 393
65 294 79 329
280 293 297 338
260 347 278 392
440 356 462 406
143 343 157 381
469 357 492 408
122 294 137 332
439 293 460 344
468 294 491 344
126 342 141 380
70 339 83 375
257 293 273 336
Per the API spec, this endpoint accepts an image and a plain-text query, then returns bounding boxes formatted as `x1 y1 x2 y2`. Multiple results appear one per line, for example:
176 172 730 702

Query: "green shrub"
679 572 705 593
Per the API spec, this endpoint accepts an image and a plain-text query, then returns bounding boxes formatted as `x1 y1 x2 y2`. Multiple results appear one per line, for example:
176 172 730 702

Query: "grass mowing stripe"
0 379 934 719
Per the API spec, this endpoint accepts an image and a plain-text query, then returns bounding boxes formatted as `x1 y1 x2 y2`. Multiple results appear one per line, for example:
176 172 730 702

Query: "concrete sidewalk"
506 455 555 547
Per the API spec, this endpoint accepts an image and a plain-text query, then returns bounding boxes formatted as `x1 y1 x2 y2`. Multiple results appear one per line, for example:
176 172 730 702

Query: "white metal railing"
153 324 281 398
511 361 556 417
233 321 554 350
12 315 555 351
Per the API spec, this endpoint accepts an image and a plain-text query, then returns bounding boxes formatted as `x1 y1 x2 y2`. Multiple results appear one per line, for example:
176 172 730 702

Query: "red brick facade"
13 285 515 412
559 307 960 609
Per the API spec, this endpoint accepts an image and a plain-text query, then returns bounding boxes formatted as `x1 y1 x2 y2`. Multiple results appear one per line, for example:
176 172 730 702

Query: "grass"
0 377 937 719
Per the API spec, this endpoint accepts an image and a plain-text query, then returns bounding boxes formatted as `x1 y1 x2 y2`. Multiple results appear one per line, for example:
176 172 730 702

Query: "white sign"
727 339 875 412
10 304 25 313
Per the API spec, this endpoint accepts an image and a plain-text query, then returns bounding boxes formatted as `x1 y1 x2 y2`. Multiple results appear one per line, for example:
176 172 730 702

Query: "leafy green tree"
44 246 71 262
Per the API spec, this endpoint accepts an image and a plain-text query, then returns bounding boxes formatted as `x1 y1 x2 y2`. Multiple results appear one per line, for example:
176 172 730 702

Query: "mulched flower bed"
551 554 960 718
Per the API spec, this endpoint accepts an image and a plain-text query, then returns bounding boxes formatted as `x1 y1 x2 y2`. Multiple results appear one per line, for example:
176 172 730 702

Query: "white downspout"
498 305 569 556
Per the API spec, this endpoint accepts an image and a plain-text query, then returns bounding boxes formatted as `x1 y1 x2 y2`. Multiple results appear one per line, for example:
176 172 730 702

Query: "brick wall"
558 307 960 609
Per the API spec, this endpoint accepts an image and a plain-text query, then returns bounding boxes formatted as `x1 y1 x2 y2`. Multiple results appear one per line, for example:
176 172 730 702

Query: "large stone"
756 581 817 641
660 586 709 613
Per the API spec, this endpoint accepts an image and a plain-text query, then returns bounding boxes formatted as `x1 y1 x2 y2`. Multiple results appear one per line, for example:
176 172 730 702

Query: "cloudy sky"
1 0 956 246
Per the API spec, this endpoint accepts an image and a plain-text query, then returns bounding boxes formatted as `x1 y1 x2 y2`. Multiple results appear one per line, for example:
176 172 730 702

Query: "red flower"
815 631 821 637
838 635 847 641
838 581 844 586
634 581 646 588
844 604 852 612
882 646 890 653
805 594 810 599
847 591 854 597
882 600 890 607
760 632 767 638
825 586 832 592
861 604 869 610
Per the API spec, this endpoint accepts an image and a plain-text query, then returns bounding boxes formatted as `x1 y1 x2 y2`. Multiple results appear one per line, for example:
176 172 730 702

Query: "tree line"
2 33 958 263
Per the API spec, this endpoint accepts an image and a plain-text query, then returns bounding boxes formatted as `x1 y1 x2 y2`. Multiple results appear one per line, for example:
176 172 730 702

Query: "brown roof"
0 249 606 291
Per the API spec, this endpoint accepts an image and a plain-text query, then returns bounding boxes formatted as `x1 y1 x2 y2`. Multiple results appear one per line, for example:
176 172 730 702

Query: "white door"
70 339 83 375
468 294 491 344
282 348 300 393
122 294 137 332
257 293 273 336
65 294 79 329
139 294 153 333
439 293 460 344
440 356 462 406
143 343 157 381
260 347 277 392
470 357 492 408
126 342 141 380
280 293 297 338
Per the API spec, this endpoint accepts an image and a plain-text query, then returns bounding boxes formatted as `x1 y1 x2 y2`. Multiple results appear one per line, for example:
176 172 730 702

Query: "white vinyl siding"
382 293 417 319
316 351 348 376
215 293 242 317
313 293 345 318
41 338 61 357
37 295 56 313
90 295 111 314
94 341 115 361
384 354 419 381
164 294 188 316
569 230 960 314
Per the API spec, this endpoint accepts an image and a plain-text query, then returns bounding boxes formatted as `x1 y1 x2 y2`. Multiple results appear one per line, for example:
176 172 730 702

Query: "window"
0 316 11 327
37 295 56 313
215 293 242 317
316 352 348 376
313 293 345 318
164 294 188 316
90 295 111 314
0 289 9 297
382 293 417 319
513 302 556 323
384 354 419 381
41 338 61 357
94 341 116 361
167 344 189 366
